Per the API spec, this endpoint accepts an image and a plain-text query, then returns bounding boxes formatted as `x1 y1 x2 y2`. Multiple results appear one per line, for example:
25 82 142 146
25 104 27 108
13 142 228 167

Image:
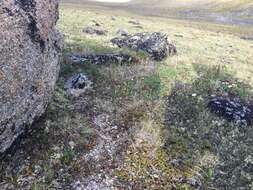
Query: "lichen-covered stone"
0 0 63 153
64 73 92 97
111 32 177 61
70 53 138 65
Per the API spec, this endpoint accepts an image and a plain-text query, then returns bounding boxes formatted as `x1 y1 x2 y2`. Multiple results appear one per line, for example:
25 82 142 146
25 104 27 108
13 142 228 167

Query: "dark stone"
188 177 202 190
111 32 177 61
67 74 89 89
64 74 92 97
91 20 101 26
241 36 253 41
208 97 253 125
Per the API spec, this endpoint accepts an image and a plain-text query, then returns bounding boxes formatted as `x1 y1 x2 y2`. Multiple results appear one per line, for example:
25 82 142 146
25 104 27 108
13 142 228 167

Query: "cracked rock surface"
0 0 63 153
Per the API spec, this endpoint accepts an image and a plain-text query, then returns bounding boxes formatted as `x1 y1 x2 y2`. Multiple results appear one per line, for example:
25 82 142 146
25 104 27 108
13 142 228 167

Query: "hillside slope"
132 0 253 10
61 0 253 25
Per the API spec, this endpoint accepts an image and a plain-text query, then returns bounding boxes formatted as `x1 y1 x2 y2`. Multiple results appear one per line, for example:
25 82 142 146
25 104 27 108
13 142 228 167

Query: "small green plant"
44 165 54 184
31 183 44 190
60 149 75 165
142 74 161 100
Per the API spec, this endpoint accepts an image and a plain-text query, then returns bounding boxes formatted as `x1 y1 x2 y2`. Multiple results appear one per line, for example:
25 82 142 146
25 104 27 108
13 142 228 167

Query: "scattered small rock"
65 73 92 97
70 53 138 65
208 96 253 125
116 29 129 36
188 177 202 189
174 34 184 38
91 20 101 26
83 27 107 35
111 16 116 21
170 159 184 168
111 32 177 61
69 141 76 149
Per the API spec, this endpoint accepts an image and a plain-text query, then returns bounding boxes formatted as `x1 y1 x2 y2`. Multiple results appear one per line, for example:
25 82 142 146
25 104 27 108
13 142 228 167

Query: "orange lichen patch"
24 166 34 177
83 134 98 151
0 70 4 80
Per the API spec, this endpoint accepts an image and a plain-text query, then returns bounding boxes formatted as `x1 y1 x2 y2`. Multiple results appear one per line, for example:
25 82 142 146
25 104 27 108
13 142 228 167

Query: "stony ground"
1 4 253 190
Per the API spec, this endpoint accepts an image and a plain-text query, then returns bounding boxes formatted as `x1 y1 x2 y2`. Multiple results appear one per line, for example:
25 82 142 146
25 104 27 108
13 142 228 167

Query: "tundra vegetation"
1 2 253 190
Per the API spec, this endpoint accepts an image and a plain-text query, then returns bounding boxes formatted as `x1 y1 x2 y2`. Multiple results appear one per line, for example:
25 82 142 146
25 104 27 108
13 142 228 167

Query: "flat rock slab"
241 36 253 41
0 0 63 153
111 32 177 61
70 53 138 65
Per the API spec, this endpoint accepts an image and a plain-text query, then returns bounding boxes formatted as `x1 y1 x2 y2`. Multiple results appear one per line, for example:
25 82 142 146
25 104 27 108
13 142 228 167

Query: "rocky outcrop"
111 32 177 61
0 0 63 153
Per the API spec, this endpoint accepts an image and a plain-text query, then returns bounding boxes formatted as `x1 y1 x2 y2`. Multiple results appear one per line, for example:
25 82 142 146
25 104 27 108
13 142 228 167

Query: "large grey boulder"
0 0 63 153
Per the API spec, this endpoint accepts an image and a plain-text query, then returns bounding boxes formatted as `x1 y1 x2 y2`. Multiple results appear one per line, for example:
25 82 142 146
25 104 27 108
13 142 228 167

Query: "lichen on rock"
111 32 177 61
0 0 63 153
65 73 93 97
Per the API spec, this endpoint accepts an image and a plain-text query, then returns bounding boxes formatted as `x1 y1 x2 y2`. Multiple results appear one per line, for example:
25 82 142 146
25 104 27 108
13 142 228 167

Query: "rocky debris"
111 16 116 21
111 32 177 61
72 175 115 190
188 177 202 190
70 53 138 65
64 73 92 97
83 26 107 36
0 0 63 153
72 112 129 189
208 96 253 125
241 36 253 41
116 29 129 36
178 176 203 190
